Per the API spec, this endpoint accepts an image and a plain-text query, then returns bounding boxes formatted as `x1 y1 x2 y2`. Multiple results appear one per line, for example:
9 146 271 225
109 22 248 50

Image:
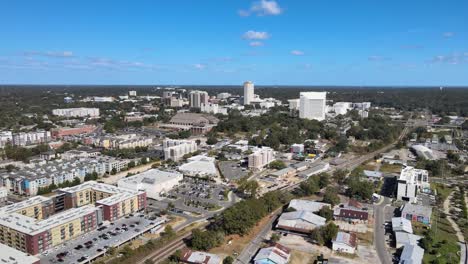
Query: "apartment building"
50 125 96 138
52 108 100 118
0 130 52 147
248 147 275 171
163 139 198 161
0 156 133 196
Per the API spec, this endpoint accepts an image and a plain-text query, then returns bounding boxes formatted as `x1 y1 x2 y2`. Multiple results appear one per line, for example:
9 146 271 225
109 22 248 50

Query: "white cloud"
23 50 75 58
251 0 282 16
239 0 283 16
443 32 455 38
243 30 270 40
238 10 250 17
368 55 390 61
431 52 468 64
249 41 264 47
194 63 206 70
291 50 304 56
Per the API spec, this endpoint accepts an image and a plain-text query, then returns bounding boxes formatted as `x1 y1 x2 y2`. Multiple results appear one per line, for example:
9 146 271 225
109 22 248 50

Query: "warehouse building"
118 169 183 200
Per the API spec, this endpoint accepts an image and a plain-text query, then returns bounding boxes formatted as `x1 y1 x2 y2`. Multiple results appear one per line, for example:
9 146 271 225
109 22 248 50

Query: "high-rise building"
189 91 209 108
243 81 254 105
299 92 327 121
288 99 300 111
128 90 137 96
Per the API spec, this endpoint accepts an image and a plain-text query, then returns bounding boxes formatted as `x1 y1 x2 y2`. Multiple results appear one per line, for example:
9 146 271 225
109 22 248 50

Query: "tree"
72 177 81 185
111 168 117 175
162 225 175 238
322 187 340 206
270 233 281 243
318 173 330 188
223 256 234 264
190 229 224 250
332 170 348 184
237 179 259 198
310 228 325 245
269 160 286 170
317 206 334 222
321 222 339 244
206 137 218 145
298 177 319 196
128 161 136 168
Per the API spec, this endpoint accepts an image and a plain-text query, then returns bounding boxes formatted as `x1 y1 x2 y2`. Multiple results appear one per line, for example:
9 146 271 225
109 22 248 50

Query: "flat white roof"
0 196 50 215
300 91 327 99
0 243 40 264
119 169 183 186
288 199 330 213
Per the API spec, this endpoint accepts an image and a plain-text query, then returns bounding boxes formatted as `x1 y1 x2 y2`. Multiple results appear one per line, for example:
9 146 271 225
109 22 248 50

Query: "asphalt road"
374 197 393 264
235 210 281 264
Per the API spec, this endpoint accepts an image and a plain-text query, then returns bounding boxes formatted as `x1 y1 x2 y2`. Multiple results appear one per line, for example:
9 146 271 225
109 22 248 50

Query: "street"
374 197 393 264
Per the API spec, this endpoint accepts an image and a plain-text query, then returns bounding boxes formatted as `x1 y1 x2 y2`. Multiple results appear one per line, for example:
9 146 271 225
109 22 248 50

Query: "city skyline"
1 0 467 86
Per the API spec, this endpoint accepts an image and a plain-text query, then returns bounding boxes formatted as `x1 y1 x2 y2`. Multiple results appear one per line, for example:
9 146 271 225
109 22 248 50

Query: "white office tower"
243 81 254 105
128 90 137 96
397 166 430 203
248 147 275 171
163 139 198 161
288 99 300 111
189 91 209 108
299 92 327 121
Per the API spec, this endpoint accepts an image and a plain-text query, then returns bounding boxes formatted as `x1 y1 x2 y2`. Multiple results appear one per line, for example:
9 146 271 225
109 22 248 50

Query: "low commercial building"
52 108 100 118
363 170 383 180
297 162 330 178
163 139 198 161
401 203 432 225
410 145 436 160
254 243 291 264
399 244 424 264
180 250 222 264
288 199 330 213
395 232 422 249
118 169 183 200
334 199 369 222
332 232 358 254
397 166 430 203
163 113 219 135
178 155 218 177
268 167 296 179
276 210 326 234
51 125 96 138
392 217 413 234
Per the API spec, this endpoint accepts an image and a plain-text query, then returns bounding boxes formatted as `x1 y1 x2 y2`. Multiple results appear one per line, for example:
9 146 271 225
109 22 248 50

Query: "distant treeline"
0 86 467 128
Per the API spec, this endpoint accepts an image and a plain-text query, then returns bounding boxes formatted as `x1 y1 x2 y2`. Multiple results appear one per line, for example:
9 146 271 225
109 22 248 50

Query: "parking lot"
218 161 248 181
148 177 234 216
39 214 165 264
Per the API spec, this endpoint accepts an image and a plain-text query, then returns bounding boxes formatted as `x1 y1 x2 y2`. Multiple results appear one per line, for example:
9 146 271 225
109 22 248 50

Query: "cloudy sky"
0 0 467 85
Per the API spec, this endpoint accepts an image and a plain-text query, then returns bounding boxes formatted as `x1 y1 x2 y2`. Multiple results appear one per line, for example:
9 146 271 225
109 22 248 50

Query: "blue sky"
0 0 467 85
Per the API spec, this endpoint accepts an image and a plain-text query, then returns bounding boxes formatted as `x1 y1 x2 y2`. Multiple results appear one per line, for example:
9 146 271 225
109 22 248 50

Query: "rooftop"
288 199 330 213
118 169 183 186
0 242 40 264
399 244 424 264
333 232 358 248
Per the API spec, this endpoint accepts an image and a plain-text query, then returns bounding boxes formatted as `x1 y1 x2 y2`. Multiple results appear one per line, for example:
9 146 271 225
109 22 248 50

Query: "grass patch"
420 209 460 263
431 183 453 204
356 231 373 245
290 250 318 264
379 163 402 174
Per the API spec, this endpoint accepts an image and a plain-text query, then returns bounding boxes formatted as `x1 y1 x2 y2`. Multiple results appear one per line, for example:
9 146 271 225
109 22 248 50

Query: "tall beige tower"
243 81 254 105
